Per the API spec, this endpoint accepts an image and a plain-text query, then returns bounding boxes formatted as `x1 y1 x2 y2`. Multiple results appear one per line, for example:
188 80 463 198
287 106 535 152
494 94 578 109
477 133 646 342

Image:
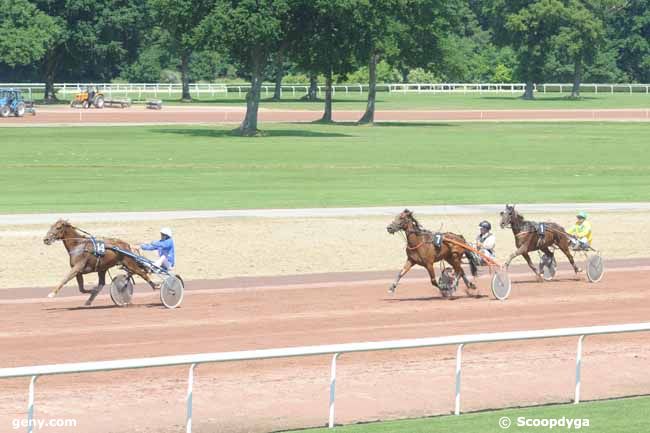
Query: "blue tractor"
0 89 27 117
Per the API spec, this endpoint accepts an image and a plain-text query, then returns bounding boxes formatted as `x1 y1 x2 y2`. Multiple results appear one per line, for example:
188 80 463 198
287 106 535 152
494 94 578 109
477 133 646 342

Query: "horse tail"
465 250 478 277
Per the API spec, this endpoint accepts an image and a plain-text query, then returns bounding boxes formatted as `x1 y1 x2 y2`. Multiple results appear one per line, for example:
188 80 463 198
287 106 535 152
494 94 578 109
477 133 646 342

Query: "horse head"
387 209 414 234
499 204 518 229
44 219 71 245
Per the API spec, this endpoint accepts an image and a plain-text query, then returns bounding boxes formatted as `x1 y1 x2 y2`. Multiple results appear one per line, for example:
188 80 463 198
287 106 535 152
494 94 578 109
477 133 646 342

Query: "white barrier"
1 322 649 433
2 82 650 98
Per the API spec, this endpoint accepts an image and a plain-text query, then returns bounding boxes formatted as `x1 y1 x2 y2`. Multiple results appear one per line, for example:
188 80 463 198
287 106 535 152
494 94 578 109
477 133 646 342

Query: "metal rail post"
27 375 38 433
574 336 585 404
455 344 464 415
328 353 341 428
186 364 197 433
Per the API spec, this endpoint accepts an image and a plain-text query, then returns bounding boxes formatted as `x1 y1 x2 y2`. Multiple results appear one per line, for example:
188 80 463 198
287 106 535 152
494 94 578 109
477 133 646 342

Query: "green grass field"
288 396 650 433
176 91 650 110
2 122 649 212
29 90 650 110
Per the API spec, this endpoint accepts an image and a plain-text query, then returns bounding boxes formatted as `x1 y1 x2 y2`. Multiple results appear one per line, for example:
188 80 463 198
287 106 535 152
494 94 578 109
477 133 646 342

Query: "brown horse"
386 209 478 298
43 219 157 305
499 204 580 280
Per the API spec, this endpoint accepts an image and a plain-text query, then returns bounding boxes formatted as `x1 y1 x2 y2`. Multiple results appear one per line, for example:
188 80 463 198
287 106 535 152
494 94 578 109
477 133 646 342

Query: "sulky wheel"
586 253 604 283
491 270 512 301
109 274 134 306
160 274 184 309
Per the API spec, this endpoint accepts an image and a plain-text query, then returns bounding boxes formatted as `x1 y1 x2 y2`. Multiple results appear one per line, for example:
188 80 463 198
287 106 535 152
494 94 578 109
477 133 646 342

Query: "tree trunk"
358 53 378 124
306 73 318 101
239 60 263 136
571 58 582 98
181 52 191 101
272 50 284 101
523 81 535 100
320 68 333 123
43 50 59 102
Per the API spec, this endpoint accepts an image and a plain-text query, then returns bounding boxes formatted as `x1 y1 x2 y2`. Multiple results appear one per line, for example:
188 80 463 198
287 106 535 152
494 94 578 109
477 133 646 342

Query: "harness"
405 231 443 250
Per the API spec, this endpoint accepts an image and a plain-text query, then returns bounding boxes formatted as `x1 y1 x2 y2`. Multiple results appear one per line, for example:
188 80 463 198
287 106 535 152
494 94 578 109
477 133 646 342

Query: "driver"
140 227 175 270
476 220 496 262
568 212 592 249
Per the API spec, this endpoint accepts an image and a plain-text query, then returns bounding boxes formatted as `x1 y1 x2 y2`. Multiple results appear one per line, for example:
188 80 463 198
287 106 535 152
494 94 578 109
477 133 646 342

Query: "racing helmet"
479 220 491 231
577 211 588 220
160 227 173 237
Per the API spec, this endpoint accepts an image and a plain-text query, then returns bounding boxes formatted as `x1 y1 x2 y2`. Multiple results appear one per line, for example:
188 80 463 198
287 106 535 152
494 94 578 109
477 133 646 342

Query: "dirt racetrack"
1 263 650 433
2 105 650 125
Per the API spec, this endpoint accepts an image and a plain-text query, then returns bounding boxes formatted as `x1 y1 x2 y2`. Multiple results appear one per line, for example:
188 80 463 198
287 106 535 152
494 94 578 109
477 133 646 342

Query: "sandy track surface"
1 265 649 433
2 106 650 125
2 211 648 290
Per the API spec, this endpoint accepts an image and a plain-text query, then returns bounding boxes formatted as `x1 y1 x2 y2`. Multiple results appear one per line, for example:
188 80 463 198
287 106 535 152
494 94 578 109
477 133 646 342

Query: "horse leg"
558 242 582 274
76 274 91 294
423 262 440 290
48 263 84 298
522 252 543 282
85 270 107 306
122 257 159 290
452 257 478 295
388 260 414 294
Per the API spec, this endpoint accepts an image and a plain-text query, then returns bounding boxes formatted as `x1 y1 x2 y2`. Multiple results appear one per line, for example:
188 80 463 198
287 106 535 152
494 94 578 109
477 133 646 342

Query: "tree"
610 0 650 83
353 0 401 124
207 0 291 135
489 0 568 99
288 0 359 122
32 0 150 100
354 0 459 124
0 0 61 68
148 0 213 100
553 0 608 97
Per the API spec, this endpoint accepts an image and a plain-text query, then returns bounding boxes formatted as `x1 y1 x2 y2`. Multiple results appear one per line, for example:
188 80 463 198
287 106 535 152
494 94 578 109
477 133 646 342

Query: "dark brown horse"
43 219 157 305
386 209 478 298
499 205 580 280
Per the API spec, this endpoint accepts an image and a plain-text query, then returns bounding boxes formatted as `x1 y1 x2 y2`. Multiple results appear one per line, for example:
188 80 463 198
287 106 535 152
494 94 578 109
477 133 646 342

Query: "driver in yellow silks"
568 211 592 249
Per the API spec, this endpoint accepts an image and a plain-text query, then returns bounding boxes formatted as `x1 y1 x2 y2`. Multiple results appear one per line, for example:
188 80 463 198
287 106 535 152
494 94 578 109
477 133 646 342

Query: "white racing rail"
1 322 649 433
2 82 650 100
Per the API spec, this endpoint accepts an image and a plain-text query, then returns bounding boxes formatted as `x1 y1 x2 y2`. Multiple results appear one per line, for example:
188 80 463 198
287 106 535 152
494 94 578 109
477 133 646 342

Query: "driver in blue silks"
140 227 175 270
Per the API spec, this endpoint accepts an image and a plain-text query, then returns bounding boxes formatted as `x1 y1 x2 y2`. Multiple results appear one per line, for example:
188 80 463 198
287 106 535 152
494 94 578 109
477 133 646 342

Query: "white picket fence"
2 82 650 101
1 322 649 433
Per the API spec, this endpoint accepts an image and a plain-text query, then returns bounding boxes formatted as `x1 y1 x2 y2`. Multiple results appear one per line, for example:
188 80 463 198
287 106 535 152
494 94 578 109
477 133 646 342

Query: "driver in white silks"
475 220 496 264
140 227 175 270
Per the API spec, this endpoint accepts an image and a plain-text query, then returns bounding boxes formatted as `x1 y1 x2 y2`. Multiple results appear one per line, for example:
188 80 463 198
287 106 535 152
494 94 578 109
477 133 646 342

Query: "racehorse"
386 209 478 298
499 204 580 280
43 219 157 305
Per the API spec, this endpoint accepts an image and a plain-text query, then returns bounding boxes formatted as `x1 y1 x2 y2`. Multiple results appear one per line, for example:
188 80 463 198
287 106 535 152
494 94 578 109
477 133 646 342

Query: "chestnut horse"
43 219 157 305
499 204 580 280
386 209 478 298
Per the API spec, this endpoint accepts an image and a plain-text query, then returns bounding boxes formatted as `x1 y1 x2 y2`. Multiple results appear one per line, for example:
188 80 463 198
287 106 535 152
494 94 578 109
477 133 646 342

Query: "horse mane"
408 212 433 235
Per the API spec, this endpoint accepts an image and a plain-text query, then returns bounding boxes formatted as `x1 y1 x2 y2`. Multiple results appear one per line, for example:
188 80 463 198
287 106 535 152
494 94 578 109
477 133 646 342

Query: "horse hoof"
84 300 92 307
47 292 56 298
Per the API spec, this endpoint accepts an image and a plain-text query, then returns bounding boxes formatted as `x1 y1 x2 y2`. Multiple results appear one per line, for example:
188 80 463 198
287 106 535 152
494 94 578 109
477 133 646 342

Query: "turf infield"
2 122 649 212
288 396 650 433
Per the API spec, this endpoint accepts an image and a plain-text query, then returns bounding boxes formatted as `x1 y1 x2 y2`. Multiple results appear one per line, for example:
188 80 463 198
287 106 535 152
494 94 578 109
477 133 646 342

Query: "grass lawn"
30 91 650 110
288 396 650 433
178 92 650 110
2 122 649 212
